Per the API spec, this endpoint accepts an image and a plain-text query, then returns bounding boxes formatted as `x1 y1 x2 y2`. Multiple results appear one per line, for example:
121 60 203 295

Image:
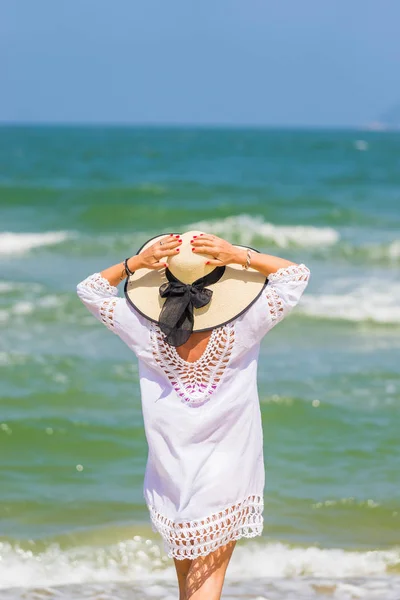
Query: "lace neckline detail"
150 322 235 407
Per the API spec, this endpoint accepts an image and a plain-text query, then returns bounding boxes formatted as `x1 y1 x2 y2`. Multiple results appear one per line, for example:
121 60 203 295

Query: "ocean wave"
338 239 400 265
186 215 399 265
299 283 400 324
311 497 381 509
0 537 399 591
187 214 340 248
2 222 398 269
0 281 40 293
0 232 72 256
0 295 68 325
2 281 400 329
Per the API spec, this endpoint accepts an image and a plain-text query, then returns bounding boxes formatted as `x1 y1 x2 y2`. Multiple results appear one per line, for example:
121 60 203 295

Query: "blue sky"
2 0 399 127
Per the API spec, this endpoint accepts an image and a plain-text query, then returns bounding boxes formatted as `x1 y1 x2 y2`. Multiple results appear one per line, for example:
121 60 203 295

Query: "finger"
190 238 215 247
148 242 181 260
196 233 219 242
191 245 217 254
161 247 182 256
157 241 181 251
148 249 180 265
204 258 223 266
156 236 181 248
148 260 168 270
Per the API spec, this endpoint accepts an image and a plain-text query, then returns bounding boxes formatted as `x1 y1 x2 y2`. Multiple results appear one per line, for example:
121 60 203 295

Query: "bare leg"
185 540 236 600
174 557 192 600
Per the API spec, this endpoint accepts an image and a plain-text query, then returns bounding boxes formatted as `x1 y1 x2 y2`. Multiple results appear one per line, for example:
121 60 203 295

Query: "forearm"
232 248 297 278
100 235 179 286
100 256 142 287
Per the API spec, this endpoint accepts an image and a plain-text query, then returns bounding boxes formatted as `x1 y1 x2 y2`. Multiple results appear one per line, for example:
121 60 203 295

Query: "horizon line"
0 120 390 132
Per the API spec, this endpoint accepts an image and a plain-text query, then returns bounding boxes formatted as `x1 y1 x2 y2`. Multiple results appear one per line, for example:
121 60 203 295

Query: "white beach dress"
77 263 310 560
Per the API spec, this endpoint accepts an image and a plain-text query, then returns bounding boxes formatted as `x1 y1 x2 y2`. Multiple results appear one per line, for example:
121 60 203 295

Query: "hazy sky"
2 0 399 126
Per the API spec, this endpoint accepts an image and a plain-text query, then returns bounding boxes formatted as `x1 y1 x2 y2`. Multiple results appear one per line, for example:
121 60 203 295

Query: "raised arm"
100 234 182 287
76 234 182 353
190 233 297 275
191 233 310 344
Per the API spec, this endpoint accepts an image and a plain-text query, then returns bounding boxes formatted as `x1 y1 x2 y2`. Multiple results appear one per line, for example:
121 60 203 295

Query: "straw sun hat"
124 230 267 346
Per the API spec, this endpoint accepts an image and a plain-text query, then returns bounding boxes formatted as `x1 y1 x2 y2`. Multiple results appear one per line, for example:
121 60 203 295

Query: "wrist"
230 248 248 266
126 255 142 273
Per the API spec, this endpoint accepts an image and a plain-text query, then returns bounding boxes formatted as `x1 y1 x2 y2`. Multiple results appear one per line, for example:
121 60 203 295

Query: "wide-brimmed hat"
124 230 267 346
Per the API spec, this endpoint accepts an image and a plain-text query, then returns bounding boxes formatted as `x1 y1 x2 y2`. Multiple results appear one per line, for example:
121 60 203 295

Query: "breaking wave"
299 282 400 324
187 214 340 248
0 232 72 256
0 537 399 591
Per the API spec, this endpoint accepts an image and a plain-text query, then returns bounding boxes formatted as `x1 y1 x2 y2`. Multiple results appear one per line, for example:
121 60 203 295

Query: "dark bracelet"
124 257 135 277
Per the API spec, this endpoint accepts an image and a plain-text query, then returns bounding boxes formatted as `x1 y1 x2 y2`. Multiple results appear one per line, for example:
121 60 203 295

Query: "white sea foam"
0 538 399 591
387 240 400 258
0 295 66 324
354 139 369 151
386 240 400 260
187 214 340 248
0 231 72 255
0 282 18 293
340 239 400 264
299 282 400 324
0 281 43 294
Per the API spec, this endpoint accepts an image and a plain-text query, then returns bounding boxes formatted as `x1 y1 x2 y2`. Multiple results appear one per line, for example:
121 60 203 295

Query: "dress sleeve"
76 272 150 356
237 263 310 346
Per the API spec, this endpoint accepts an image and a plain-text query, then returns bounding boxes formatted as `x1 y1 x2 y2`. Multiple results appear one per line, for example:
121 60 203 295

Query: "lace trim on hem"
147 494 264 560
268 263 310 283
80 272 119 296
169 527 263 561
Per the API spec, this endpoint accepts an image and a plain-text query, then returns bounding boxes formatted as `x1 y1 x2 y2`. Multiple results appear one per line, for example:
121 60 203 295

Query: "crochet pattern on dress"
150 323 235 407
148 494 264 560
265 287 284 323
268 263 310 283
99 297 118 331
80 272 119 295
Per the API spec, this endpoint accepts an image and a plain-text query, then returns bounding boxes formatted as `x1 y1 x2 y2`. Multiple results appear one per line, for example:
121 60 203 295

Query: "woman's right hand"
130 234 183 271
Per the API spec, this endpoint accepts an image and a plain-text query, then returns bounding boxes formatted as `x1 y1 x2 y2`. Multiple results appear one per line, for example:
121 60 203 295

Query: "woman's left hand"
190 234 246 266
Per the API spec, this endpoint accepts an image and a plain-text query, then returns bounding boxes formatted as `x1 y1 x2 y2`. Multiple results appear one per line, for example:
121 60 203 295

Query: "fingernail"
205 261 210 265
176 248 180 252
199 233 204 236
193 235 197 238
164 263 168 267
175 235 180 238
169 234 174 236
192 248 195 252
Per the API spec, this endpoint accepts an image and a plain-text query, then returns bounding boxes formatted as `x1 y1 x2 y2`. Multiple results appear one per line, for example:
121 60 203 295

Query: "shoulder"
234 263 311 346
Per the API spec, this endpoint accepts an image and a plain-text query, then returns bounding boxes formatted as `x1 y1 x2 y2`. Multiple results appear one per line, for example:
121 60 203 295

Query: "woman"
77 230 310 600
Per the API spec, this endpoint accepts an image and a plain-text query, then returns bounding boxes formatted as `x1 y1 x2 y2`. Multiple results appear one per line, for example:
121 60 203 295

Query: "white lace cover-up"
77 264 310 559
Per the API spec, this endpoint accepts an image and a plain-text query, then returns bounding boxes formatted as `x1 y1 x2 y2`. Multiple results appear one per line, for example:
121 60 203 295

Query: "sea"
1 126 399 600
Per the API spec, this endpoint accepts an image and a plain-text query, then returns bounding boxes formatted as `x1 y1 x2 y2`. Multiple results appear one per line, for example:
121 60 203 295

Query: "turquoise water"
1 126 400 599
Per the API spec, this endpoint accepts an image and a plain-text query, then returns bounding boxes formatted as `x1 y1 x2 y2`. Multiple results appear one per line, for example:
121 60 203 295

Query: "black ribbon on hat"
158 266 226 347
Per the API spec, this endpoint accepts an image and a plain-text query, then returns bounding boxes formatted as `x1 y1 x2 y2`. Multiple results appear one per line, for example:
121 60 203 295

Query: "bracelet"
242 249 253 270
124 257 135 277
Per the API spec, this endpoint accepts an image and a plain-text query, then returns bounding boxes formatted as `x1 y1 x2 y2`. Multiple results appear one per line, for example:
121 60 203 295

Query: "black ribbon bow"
158 266 225 347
